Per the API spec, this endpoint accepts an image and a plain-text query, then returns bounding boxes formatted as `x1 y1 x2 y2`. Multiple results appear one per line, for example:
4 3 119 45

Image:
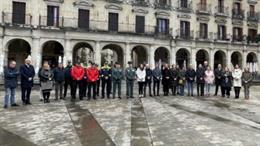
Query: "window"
218 0 224 13
47 5 59 27
135 16 145 33
233 27 243 41
78 9 89 29
158 0 167 5
108 13 118 31
200 0 207 11
12 2 26 24
180 21 190 39
217 25 226 40
248 29 257 42
233 2 241 15
180 0 188 8
249 5 255 16
199 23 208 39
156 18 169 34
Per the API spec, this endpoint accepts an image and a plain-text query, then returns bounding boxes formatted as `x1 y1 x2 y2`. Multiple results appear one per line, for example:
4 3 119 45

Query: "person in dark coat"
64 61 72 99
20 56 35 105
112 62 124 99
81 65 88 98
39 63 54 103
152 63 161 96
221 67 233 98
178 68 186 96
196 64 205 96
53 63 65 100
125 61 136 98
214 64 223 96
144 64 153 97
186 65 196 96
95 64 100 96
100 61 112 99
170 64 179 96
3 61 20 108
162 63 171 96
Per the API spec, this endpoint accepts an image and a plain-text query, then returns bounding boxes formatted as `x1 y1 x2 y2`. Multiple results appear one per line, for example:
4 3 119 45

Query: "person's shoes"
118 96 121 99
3 105 8 109
79 97 83 100
40 99 44 102
101 96 105 99
11 103 19 107
71 98 75 102
214 94 217 96
93 97 97 100
130 96 134 98
87 98 91 101
27 102 32 105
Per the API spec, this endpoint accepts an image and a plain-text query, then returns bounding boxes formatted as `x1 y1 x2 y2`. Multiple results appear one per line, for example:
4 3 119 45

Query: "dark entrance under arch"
73 42 94 66
196 50 209 67
101 44 124 67
214 51 226 69
154 47 169 64
131 46 147 67
42 41 64 67
176 49 190 69
231 52 242 68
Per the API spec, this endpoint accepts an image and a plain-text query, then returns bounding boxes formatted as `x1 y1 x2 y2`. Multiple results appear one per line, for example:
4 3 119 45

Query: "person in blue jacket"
20 56 35 105
3 60 20 108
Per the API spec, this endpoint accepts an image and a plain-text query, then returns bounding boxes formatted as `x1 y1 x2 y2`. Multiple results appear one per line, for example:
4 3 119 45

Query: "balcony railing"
215 6 229 17
232 9 245 20
154 3 172 10
195 31 214 41
176 0 192 13
196 3 211 14
131 0 149 7
106 0 123 3
214 33 231 41
39 16 64 28
247 12 259 22
2 12 32 26
232 35 244 42
176 29 194 40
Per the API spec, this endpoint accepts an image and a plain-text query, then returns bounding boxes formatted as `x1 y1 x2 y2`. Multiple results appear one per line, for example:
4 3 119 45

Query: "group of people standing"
3 55 254 109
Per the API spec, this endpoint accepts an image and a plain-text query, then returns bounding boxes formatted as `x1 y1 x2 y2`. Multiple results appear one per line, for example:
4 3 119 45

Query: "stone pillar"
171 46 176 65
191 48 197 69
209 49 214 69
149 45 155 68
242 51 247 69
64 39 72 66
227 50 232 69
124 43 131 68
0 37 4 75
31 38 41 73
94 41 101 66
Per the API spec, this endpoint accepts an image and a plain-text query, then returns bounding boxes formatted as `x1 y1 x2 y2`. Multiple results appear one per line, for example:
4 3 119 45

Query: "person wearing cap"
86 62 99 100
20 55 35 105
53 63 65 100
70 62 85 101
125 61 136 98
100 61 112 99
64 60 73 99
112 62 124 99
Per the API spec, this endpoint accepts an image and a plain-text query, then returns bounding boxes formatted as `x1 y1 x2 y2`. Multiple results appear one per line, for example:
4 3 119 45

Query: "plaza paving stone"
0 84 260 146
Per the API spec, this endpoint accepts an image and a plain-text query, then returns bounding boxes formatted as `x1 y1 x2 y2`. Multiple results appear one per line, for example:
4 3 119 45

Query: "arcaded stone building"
0 0 260 74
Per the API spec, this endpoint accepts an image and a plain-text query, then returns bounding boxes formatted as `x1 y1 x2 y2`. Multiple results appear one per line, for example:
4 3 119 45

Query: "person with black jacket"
162 63 171 96
39 63 54 103
53 63 65 100
170 64 179 96
221 67 233 98
152 63 161 96
186 65 196 96
214 64 223 96
144 64 153 97
196 64 205 96
64 61 72 99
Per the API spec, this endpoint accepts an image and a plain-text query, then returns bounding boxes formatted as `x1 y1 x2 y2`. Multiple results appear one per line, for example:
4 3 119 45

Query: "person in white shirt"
232 64 242 99
136 64 146 98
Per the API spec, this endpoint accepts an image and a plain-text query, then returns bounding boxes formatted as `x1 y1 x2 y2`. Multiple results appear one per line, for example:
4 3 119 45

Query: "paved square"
0 85 260 146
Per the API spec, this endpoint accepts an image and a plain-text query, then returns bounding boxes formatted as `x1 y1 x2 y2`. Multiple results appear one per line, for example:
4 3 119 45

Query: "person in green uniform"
112 62 124 99
125 61 136 98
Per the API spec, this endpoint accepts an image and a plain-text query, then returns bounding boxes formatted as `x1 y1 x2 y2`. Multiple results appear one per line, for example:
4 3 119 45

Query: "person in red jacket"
70 62 85 101
86 62 99 100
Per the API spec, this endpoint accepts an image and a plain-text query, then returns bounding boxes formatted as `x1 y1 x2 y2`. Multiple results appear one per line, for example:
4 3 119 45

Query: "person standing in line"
39 63 54 103
70 62 85 101
152 63 161 96
100 61 112 99
214 64 223 96
38 61 49 102
3 61 20 108
95 64 100 97
53 63 65 100
221 67 233 98
170 64 179 96
144 64 153 97
112 62 124 99
232 64 242 99
20 56 35 105
136 64 146 98
162 63 171 96
204 66 215 96
64 60 73 99
125 61 136 98
86 62 99 100
196 64 205 97
81 64 88 98
185 65 196 97
242 67 253 100
178 67 186 96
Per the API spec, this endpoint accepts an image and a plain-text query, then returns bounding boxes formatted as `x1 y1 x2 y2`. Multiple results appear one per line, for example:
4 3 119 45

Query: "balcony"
195 31 213 41
232 35 244 42
39 16 64 28
247 12 259 22
196 3 211 15
176 0 192 13
154 3 172 10
214 6 229 17
176 29 194 40
106 0 123 4
232 9 245 20
132 0 149 7
2 12 32 27
214 33 231 42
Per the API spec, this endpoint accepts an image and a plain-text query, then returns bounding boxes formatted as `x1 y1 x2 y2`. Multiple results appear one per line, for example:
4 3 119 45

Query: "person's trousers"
179 85 185 96
197 83 204 96
113 80 121 98
163 80 170 96
205 83 212 95
187 81 194 96
4 88 16 106
96 79 100 96
221 86 231 97
21 87 32 104
215 83 221 95
64 79 72 98
244 85 250 98
144 80 152 97
138 82 145 96
234 87 241 98
71 80 84 99
42 91 50 101
153 80 160 96
88 82 96 99
82 79 88 97
126 80 134 98
55 81 64 99
102 79 111 98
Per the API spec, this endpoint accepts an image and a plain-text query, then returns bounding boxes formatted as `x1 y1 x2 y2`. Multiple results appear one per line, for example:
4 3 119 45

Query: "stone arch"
214 50 227 69
231 51 243 68
42 40 64 67
176 48 190 69
196 49 209 67
154 47 170 65
131 45 148 67
101 44 124 67
73 42 94 66
246 52 258 72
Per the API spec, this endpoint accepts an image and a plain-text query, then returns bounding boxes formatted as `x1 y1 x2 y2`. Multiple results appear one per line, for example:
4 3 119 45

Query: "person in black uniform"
170 64 179 96
100 61 112 99
214 64 223 96
162 63 171 96
144 64 153 97
95 64 100 96
196 64 206 96
64 61 72 99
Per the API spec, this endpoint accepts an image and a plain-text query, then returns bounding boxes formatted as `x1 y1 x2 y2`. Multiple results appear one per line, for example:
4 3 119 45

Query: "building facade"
0 0 260 75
